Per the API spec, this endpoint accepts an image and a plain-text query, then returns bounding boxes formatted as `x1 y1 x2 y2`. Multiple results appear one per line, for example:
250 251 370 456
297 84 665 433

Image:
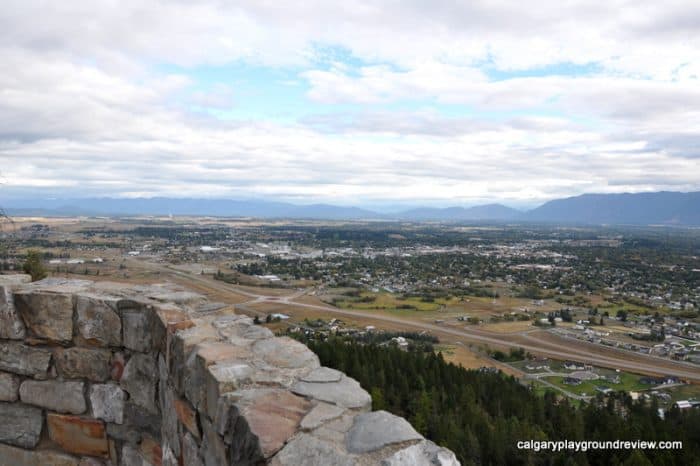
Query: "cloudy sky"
1 1 699 208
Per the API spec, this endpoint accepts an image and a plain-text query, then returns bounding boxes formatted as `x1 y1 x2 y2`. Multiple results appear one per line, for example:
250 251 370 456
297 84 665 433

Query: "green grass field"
517 360 700 405
528 380 553 397
543 371 654 396
666 384 700 403
526 380 586 407
335 291 460 313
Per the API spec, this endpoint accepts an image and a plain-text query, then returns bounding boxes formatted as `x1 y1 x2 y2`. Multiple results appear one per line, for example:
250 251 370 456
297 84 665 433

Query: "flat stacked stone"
47 413 109 457
19 380 86 414
75 294 122 347
0 276 459 466
0 372 20 402
0 443 79 466
54 347 111 381
291 367 372 410
120 353 158 414
90 384 126 424
13 290 74 343
0 274 31 339
0 342 51 378
0 402 44 448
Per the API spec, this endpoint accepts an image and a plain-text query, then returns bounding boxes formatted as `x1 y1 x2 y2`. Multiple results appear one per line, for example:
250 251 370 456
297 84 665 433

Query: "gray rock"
194 302 229 315
311 413 356 445
0 402 44 448
0 274 32 286
301 367 343 383
0 342 51 377
120 445 149 466
25 277 92 291
148 290 205 305
248 365 310 389
272 433 355 466
75 294 122 346
115 297 149 312
162 444 178 466
158 352 168 382
106 400 161 444
292 375 372 410
90 384 125 424
0 442 79 466
241 324 274 340
121 309 152 352
201 417 228 466
0 372 20 402
211 314 253 335
381 440 461 466
0 281 28 339
300 402 346 431
170 322 220 393
105 422 140 444
205 362 253 419
254 337 320 370
183 432 204 466
78 458 107 466
183 346 208 410
121 401 161 441
216 389 311 461
54 347 111 382
13 290 74 342
121 353 157 413
346 411 423 454
20 380 86 414
161 385 181 458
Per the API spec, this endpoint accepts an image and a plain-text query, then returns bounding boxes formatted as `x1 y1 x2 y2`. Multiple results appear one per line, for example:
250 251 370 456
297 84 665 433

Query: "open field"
436 344 486 369
5 217 699 389
667 384 700 403
333 291 455 312
441 345 523 377
118 259 700 382
131 263 700 382
39 255 690 382
543 372 649 397
480 321 536 333
323 288 563 318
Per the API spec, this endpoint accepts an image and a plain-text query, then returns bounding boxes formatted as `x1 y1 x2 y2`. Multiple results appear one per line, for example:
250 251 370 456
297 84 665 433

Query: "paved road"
131 260 700 382
274 300 700 382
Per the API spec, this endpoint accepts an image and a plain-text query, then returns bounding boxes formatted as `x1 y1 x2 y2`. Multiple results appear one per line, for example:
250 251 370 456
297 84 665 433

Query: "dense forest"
301 337 700 465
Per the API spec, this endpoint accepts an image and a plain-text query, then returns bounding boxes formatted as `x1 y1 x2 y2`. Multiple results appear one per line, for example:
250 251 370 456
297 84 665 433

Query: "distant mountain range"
396 204 522 221
4 191 700 225
526 191 700 225
3 198 379 220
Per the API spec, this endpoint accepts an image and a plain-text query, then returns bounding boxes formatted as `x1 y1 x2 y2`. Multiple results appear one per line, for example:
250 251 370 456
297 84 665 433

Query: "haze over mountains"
5 191 700 226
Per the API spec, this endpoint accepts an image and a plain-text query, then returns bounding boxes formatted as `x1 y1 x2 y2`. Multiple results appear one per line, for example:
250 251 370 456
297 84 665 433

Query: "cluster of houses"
525 358 690 405
525 358 550 371
287 318 419 352
673 400 700 410
650 339 700 361
639 376 681 386
553 324 700 364
658 399 700 419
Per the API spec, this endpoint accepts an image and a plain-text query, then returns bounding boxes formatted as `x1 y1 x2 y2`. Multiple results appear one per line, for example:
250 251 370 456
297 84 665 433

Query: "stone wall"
0 275 458 466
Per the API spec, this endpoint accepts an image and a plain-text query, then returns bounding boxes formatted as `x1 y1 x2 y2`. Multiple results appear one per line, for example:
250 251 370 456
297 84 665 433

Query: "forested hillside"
303 337 700 466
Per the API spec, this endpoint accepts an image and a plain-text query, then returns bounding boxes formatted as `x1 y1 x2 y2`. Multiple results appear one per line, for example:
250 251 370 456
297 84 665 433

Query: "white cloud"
0 0 699 205
3 0 699 74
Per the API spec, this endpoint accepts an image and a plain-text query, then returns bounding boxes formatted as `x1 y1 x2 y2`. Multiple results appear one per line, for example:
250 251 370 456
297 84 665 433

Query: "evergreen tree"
22 249 47 281
297 336 700 466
